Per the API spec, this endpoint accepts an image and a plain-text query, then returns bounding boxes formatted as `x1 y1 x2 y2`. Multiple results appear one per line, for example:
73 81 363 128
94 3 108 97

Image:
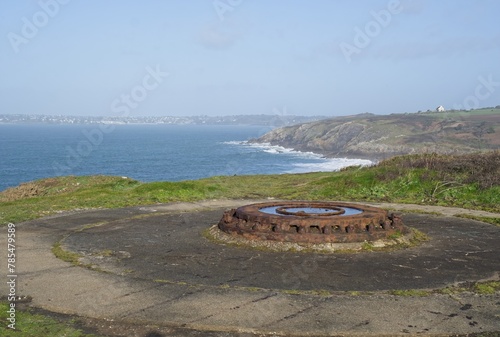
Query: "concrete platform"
2 200 500 336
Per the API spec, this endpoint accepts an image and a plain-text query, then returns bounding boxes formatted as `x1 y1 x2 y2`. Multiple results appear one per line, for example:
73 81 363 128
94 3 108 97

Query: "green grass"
51 242 82 266
455 214 500 227
51 241 101 271
437 281 500 296
265 280 500 299
0 302 101 337
474 281 500 294
388 230 403 240
389 289 430 297
1 152 499 226
281 289 333 296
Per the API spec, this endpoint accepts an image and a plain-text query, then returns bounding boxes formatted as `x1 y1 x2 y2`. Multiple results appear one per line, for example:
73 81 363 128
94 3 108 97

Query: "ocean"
0 124 372 192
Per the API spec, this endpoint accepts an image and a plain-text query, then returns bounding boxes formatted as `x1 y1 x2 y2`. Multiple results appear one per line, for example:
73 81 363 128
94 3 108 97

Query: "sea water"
0 124 372 191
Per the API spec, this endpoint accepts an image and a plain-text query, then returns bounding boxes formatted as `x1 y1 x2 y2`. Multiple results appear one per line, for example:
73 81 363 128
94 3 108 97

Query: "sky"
1 0 499 117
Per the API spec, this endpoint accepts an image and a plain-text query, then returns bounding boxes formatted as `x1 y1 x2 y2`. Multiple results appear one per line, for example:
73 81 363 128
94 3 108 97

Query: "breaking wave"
223 141 373 173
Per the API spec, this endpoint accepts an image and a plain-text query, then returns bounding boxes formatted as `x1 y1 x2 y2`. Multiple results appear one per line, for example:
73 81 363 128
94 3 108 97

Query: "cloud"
197 21 243 50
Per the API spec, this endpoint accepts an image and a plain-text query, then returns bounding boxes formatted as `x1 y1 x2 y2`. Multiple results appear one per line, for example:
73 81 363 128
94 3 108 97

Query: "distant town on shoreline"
3 106 499 127
0 114 325 127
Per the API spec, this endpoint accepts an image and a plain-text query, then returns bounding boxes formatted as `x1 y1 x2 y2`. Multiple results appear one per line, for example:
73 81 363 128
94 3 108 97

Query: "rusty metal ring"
218 201 408 244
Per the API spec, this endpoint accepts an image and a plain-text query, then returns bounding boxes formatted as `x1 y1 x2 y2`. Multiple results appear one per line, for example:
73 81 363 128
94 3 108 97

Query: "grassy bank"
0 301 101 337
1 152 499 225
0 151 499 337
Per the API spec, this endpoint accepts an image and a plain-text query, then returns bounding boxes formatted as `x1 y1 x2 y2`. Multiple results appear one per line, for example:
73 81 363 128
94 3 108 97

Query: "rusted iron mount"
218 201 408 243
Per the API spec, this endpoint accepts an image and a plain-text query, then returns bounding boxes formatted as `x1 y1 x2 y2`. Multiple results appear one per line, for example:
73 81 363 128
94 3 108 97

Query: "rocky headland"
253 109 500 161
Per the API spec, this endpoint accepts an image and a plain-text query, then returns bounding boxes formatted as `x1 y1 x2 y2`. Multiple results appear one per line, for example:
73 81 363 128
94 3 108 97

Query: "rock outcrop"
253 110 500 161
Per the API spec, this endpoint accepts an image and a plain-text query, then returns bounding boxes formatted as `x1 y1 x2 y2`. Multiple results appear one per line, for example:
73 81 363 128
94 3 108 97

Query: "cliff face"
254 110 500 160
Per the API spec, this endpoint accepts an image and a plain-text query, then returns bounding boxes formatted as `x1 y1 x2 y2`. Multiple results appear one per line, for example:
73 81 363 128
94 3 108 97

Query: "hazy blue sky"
1 0 499 116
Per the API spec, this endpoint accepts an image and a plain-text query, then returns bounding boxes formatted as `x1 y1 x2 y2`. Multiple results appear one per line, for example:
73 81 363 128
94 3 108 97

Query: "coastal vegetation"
1 151 499 226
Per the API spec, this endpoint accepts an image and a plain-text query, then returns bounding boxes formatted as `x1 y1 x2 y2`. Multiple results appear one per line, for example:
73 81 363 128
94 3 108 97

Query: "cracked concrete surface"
1 200 499 336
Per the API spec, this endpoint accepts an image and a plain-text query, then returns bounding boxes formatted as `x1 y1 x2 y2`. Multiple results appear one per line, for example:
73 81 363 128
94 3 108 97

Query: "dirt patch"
0 181 48 202
0 176 131 202
0 177 70 201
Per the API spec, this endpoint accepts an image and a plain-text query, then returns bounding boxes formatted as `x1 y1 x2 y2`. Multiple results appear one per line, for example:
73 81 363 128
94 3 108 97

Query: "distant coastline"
0 114 326 127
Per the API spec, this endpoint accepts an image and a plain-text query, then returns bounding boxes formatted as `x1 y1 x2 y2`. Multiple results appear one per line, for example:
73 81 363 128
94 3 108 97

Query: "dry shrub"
0 182 47 202
379 151 500 189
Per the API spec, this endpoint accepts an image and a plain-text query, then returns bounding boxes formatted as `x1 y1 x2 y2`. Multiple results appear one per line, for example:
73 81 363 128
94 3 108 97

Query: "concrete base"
2 200 499 336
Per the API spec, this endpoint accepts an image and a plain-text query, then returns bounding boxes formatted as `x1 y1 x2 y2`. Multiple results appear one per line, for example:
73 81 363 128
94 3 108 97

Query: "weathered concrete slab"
63 209 500 292
1 200 499 336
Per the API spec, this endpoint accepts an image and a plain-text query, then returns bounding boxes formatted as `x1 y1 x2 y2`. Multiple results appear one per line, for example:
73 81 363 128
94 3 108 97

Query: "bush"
378 151 500 189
